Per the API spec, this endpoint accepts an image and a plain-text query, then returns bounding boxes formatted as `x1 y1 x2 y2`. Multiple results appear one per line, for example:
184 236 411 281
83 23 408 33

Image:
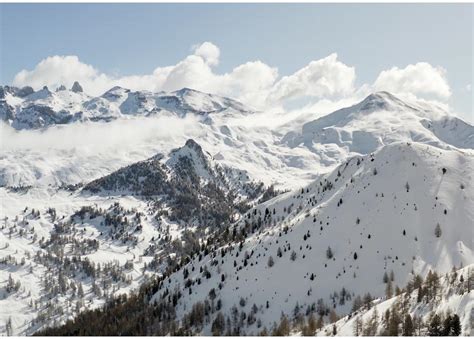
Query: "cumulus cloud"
11 43 452 111
192 42 220 66
12 42 279 109
267 53 356 103
13 56 102 91
373 62 451 100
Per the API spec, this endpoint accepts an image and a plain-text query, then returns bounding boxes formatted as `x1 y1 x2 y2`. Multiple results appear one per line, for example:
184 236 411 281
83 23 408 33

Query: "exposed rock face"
16 86 35 98
71 81 83 93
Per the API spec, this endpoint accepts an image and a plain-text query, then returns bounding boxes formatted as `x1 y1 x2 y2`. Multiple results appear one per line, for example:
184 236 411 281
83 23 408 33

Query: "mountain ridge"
0 84 252 129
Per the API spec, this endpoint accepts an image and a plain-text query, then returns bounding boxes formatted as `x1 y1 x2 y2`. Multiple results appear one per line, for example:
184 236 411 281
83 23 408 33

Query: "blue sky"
1 3 472 118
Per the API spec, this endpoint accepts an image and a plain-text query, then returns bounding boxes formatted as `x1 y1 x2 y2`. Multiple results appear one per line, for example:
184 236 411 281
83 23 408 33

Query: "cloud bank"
12 42 452 110
373 62 451 100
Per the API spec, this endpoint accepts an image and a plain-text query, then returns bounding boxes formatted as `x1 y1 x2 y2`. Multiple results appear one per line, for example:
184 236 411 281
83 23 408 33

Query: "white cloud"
192 41 220 66
466 84 471 92
12 42 278 109
267 53 356 104
11 43 452 112
13 55 101 91
373 62 451 100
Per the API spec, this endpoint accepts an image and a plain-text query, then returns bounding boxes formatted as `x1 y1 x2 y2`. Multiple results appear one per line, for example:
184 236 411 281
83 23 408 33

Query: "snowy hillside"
0 84 251 130
316 264 473 336
0 140 275 335
149 142 473 334
1 89 473 336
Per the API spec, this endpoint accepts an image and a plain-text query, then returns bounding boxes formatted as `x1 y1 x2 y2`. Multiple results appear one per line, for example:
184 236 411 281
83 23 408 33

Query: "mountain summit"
283 92 474 155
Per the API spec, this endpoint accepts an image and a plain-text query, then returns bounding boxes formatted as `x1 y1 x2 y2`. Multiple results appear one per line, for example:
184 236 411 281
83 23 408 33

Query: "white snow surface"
0 90 473 335
151 142 474 335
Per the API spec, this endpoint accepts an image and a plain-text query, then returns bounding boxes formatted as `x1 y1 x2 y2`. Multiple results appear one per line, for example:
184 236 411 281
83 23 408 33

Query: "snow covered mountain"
0 88 473 336
1 92 472 191
0 84 251 129
148 141 473 334
282 92 474 159
0 139 277 335
82 139 273 228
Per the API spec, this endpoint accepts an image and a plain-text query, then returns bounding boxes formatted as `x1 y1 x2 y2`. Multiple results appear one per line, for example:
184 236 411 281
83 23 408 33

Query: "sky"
0 3 472 120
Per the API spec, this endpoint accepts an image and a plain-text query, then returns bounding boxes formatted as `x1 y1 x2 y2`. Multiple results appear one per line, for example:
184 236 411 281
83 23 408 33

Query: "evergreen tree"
326 246 334 259
442 315 452 336
385 280 393 299
383 271 389 284
434 223 442 238
402 314 414 336
388 306 401 336
211 312 225 336
290 250 297 261
428 313 442 336
267 256 275 268
450 314 461 336
351 295 363 312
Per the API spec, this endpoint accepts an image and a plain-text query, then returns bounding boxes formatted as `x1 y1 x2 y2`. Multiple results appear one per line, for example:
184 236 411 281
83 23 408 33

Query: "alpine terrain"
0 84 473 336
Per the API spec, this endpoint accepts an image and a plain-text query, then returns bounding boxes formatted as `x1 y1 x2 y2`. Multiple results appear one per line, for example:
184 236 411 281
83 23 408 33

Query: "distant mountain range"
0 83 250 129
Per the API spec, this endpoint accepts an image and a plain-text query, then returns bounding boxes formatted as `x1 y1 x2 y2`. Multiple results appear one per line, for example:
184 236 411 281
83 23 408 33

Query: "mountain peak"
166 139 214 180
357 91 423 114
171 138 208 164
184 138 203 152
174 87 197 96
71 81 83 93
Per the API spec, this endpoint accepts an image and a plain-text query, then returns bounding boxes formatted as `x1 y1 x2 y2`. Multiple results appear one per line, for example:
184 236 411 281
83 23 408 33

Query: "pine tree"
307 313 317 336
413 315 424 336
428 313 442 336
402 314 414 336
353 316 364 336
290 250 297 261
267 256 274 268
450 314 461 336
326 246 334 259
275 315 290 336
385 280 393 299
362 306 379 336
434 223 442 238
351 295 363 312
310 315 321 330
388 306 401 336
442 315 452 336
211 312 225 336
383 271 389 284
5 317 12 336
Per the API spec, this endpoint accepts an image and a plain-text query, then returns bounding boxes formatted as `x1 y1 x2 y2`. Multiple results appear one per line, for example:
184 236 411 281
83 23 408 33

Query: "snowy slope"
317 264 474 336
282 92 474 157
150 142 474 334
1 90 473 336
0 140 273 335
